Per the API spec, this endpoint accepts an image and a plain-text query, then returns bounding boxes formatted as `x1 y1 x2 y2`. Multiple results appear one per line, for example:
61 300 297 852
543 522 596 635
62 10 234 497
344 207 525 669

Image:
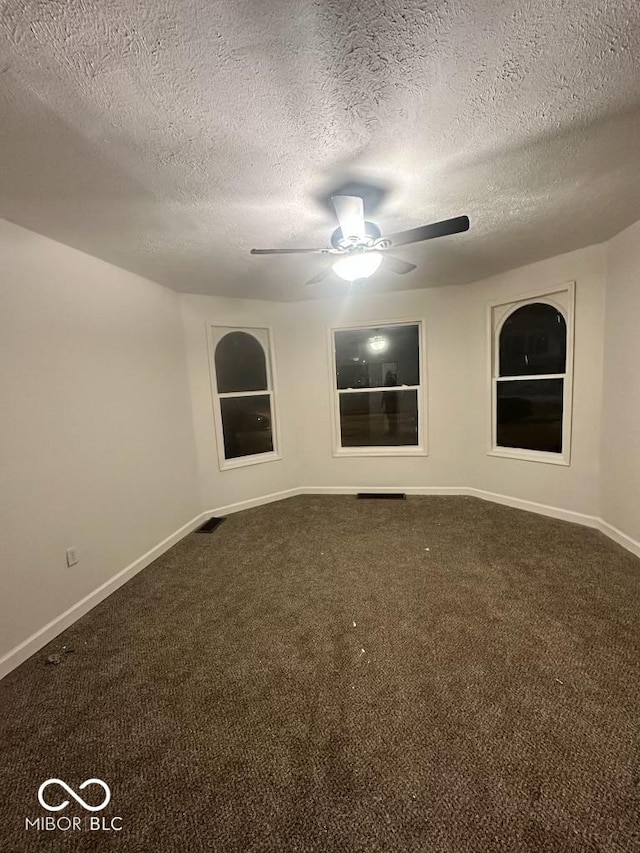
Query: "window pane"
339 390 418 447
220 395 273 459
499 303 566 377
335 325 420 389
215 332 268 393
496 379 563 453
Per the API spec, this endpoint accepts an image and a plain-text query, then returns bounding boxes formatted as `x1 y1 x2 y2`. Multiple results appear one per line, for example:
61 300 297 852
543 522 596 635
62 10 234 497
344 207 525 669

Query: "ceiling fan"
250 195 470 286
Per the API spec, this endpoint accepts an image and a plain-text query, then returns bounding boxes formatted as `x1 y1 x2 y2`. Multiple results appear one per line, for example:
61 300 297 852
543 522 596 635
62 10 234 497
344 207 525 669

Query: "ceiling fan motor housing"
330 221 381 250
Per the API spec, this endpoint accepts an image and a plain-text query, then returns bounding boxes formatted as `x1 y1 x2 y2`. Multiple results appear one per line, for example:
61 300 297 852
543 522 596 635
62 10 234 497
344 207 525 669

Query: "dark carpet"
1 495 639 853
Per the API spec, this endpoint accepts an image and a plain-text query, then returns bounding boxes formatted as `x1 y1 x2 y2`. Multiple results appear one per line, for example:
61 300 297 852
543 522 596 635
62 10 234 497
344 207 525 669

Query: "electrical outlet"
66 547 79 567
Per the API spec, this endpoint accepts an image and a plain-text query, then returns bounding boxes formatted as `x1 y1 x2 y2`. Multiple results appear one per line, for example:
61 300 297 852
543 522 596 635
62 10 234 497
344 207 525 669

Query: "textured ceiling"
1 0 640 301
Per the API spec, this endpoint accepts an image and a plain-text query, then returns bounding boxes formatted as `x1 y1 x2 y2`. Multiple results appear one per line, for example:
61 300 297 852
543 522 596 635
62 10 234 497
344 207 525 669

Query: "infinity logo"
37 779 111 812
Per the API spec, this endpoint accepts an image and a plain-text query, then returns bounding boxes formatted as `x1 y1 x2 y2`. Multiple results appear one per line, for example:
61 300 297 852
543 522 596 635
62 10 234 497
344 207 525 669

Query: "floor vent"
198 516 226 533
357 493 407 500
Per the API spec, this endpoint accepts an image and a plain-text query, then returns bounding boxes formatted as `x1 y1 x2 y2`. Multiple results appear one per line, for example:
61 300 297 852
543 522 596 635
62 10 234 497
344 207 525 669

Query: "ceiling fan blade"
385 215 470 247
250 247 330 254
382 254 417 275
331 195 366 240
304 267 332 286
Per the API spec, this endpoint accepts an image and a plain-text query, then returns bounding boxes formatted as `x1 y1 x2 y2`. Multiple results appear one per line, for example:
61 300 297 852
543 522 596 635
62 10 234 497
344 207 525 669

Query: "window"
330 321 425 456
489 285 574 464
209 327 279 469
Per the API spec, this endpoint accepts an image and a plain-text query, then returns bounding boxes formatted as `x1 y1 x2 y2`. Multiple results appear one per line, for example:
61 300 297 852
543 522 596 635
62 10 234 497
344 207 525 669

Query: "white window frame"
207 325 281 471
487 282 575 466
328 319 428 458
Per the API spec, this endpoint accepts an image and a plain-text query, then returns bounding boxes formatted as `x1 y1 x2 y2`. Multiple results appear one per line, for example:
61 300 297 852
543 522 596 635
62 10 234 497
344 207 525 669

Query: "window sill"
334 446 427 459
487 447 570 466
219 452 282 472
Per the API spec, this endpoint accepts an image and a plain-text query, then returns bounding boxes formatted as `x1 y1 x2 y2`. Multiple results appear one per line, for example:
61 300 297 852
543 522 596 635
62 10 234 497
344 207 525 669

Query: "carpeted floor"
1 495 639 853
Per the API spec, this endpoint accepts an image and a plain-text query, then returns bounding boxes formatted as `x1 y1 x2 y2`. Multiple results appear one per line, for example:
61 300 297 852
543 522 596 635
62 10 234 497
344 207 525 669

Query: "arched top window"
209 327 278 469
490 286 574 463
215 331 268 394
499 302 566 377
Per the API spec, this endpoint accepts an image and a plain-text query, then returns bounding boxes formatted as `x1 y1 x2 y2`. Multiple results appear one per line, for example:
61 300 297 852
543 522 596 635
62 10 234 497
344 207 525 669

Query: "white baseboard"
464 487 602 528
0 511 208 682
296 485 466 496
595 519 640 559
208 487 301 517
3 486 638 682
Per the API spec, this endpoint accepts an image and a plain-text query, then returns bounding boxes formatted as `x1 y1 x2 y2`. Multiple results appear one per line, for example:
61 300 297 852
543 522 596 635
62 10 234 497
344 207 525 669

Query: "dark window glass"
339 390 418 447
499 304 566 377
215 332 268 393
335 325 420 389
496 379 563 453
220 395 273 459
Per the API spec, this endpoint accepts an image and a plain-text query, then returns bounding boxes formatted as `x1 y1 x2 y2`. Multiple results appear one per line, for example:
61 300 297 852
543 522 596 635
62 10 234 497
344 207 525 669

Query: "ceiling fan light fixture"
332 251 383 282
368 335 388 353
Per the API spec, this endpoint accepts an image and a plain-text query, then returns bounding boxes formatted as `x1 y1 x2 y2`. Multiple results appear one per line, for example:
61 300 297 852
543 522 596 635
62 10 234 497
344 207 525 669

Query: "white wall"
282 244 606 517
600 220 640 543
0 220 201 669
180 284 485 503
179 294 301 511
286 286 474 490
465 244 606 516
1 217 632 678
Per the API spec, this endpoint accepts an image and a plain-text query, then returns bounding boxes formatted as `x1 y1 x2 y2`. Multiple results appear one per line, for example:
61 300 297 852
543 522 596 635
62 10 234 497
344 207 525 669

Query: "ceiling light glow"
332 252 382 282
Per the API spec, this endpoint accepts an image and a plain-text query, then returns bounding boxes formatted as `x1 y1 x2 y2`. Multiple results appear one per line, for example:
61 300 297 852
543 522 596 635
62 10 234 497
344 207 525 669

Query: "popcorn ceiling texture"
1 0 640 300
